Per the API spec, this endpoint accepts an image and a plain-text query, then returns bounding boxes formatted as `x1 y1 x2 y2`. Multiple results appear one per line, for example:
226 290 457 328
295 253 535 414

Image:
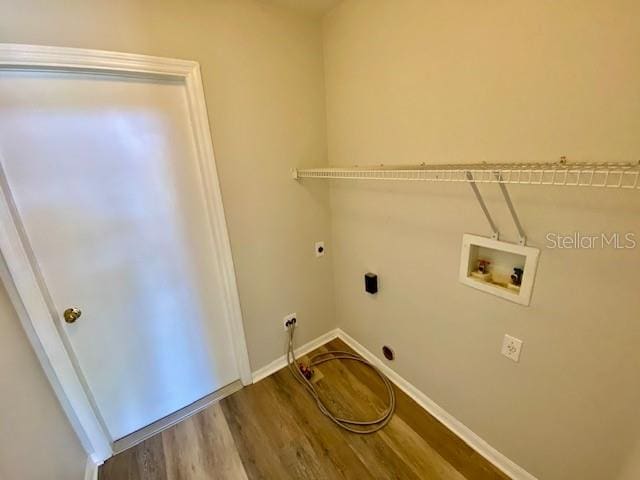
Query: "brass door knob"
63 307 82 324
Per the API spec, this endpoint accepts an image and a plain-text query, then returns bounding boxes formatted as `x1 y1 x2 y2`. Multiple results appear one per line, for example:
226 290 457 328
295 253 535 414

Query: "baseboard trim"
251 326 536 479
252 328 340 383
84 457 99 480
335 328 537 480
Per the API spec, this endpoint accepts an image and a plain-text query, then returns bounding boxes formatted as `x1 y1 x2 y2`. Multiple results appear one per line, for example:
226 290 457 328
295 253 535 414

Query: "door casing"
0 43 252 463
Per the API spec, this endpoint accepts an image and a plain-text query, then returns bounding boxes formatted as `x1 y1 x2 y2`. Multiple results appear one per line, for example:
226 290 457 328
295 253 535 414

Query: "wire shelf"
293 162 640 189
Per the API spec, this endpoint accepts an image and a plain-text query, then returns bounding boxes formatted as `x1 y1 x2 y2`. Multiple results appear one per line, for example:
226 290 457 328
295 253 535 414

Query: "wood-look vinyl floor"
99 338 510 480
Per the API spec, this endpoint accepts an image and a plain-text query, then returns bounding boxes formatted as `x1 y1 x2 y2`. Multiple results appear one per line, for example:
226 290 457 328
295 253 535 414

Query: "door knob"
63 307 82 324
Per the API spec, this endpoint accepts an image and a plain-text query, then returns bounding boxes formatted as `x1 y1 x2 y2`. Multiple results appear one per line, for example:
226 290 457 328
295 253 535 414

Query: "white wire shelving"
292 160 640 245
292 161 640 189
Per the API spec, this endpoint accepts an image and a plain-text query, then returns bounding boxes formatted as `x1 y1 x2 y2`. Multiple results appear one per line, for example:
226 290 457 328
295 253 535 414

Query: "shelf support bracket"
466 171 527 245
466 171 500 240
494 172 526 246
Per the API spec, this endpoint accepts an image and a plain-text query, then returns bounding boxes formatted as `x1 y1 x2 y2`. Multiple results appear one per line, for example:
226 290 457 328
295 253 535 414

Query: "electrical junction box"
364 273 378 294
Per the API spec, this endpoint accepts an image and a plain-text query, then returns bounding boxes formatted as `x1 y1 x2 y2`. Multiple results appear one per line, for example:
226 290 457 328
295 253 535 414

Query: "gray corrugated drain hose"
286 323 396 434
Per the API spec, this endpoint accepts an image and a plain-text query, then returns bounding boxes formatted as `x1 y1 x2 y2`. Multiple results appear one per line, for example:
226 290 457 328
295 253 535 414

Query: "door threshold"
112 379 243 454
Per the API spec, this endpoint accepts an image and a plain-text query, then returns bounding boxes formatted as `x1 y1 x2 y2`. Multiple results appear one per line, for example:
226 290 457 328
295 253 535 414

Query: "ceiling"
268 0 343 16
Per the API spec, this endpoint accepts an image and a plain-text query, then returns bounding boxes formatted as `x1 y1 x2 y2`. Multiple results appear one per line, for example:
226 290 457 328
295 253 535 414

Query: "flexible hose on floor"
286 323 396 434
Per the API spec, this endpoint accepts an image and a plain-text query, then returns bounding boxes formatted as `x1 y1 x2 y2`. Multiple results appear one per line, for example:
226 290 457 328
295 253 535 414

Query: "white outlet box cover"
459 234 540 306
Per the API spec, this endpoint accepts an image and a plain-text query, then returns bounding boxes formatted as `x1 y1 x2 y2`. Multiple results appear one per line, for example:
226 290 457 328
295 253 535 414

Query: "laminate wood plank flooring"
99 338 510 480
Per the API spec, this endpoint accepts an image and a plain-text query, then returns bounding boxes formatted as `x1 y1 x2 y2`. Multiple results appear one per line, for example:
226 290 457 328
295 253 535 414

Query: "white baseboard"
251 326 536 479
84 456 99 480
251 328 340 383
335 329 537 480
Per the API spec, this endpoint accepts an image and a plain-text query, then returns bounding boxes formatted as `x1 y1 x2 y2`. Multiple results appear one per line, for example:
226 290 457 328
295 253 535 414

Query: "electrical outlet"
283 313 297 331
501 334 523 362
315 241 325 257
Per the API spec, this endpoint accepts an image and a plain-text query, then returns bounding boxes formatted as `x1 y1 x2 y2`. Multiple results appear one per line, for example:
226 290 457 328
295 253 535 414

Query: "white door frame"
0 44 252 463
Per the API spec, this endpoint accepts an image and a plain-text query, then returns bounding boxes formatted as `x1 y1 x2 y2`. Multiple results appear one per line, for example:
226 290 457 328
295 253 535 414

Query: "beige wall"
2 1 640 479
323 1 640 479
0 279 86 479
619 439 640 480
0 0 334 371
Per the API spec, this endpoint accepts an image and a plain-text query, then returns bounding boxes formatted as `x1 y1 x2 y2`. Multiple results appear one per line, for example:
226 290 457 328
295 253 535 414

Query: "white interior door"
0 70 240 441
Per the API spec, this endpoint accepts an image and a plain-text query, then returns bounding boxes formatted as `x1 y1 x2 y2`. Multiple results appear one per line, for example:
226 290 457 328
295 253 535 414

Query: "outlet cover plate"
501 334 523 362
315 241 325 257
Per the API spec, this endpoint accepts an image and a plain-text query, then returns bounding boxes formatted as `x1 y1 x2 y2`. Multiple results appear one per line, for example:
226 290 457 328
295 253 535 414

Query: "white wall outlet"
283 312 297 331
315 241 325 257
501 334 523 362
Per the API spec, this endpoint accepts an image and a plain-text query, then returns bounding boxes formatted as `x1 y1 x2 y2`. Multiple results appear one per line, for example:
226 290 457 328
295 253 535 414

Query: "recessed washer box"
459 234 540 306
